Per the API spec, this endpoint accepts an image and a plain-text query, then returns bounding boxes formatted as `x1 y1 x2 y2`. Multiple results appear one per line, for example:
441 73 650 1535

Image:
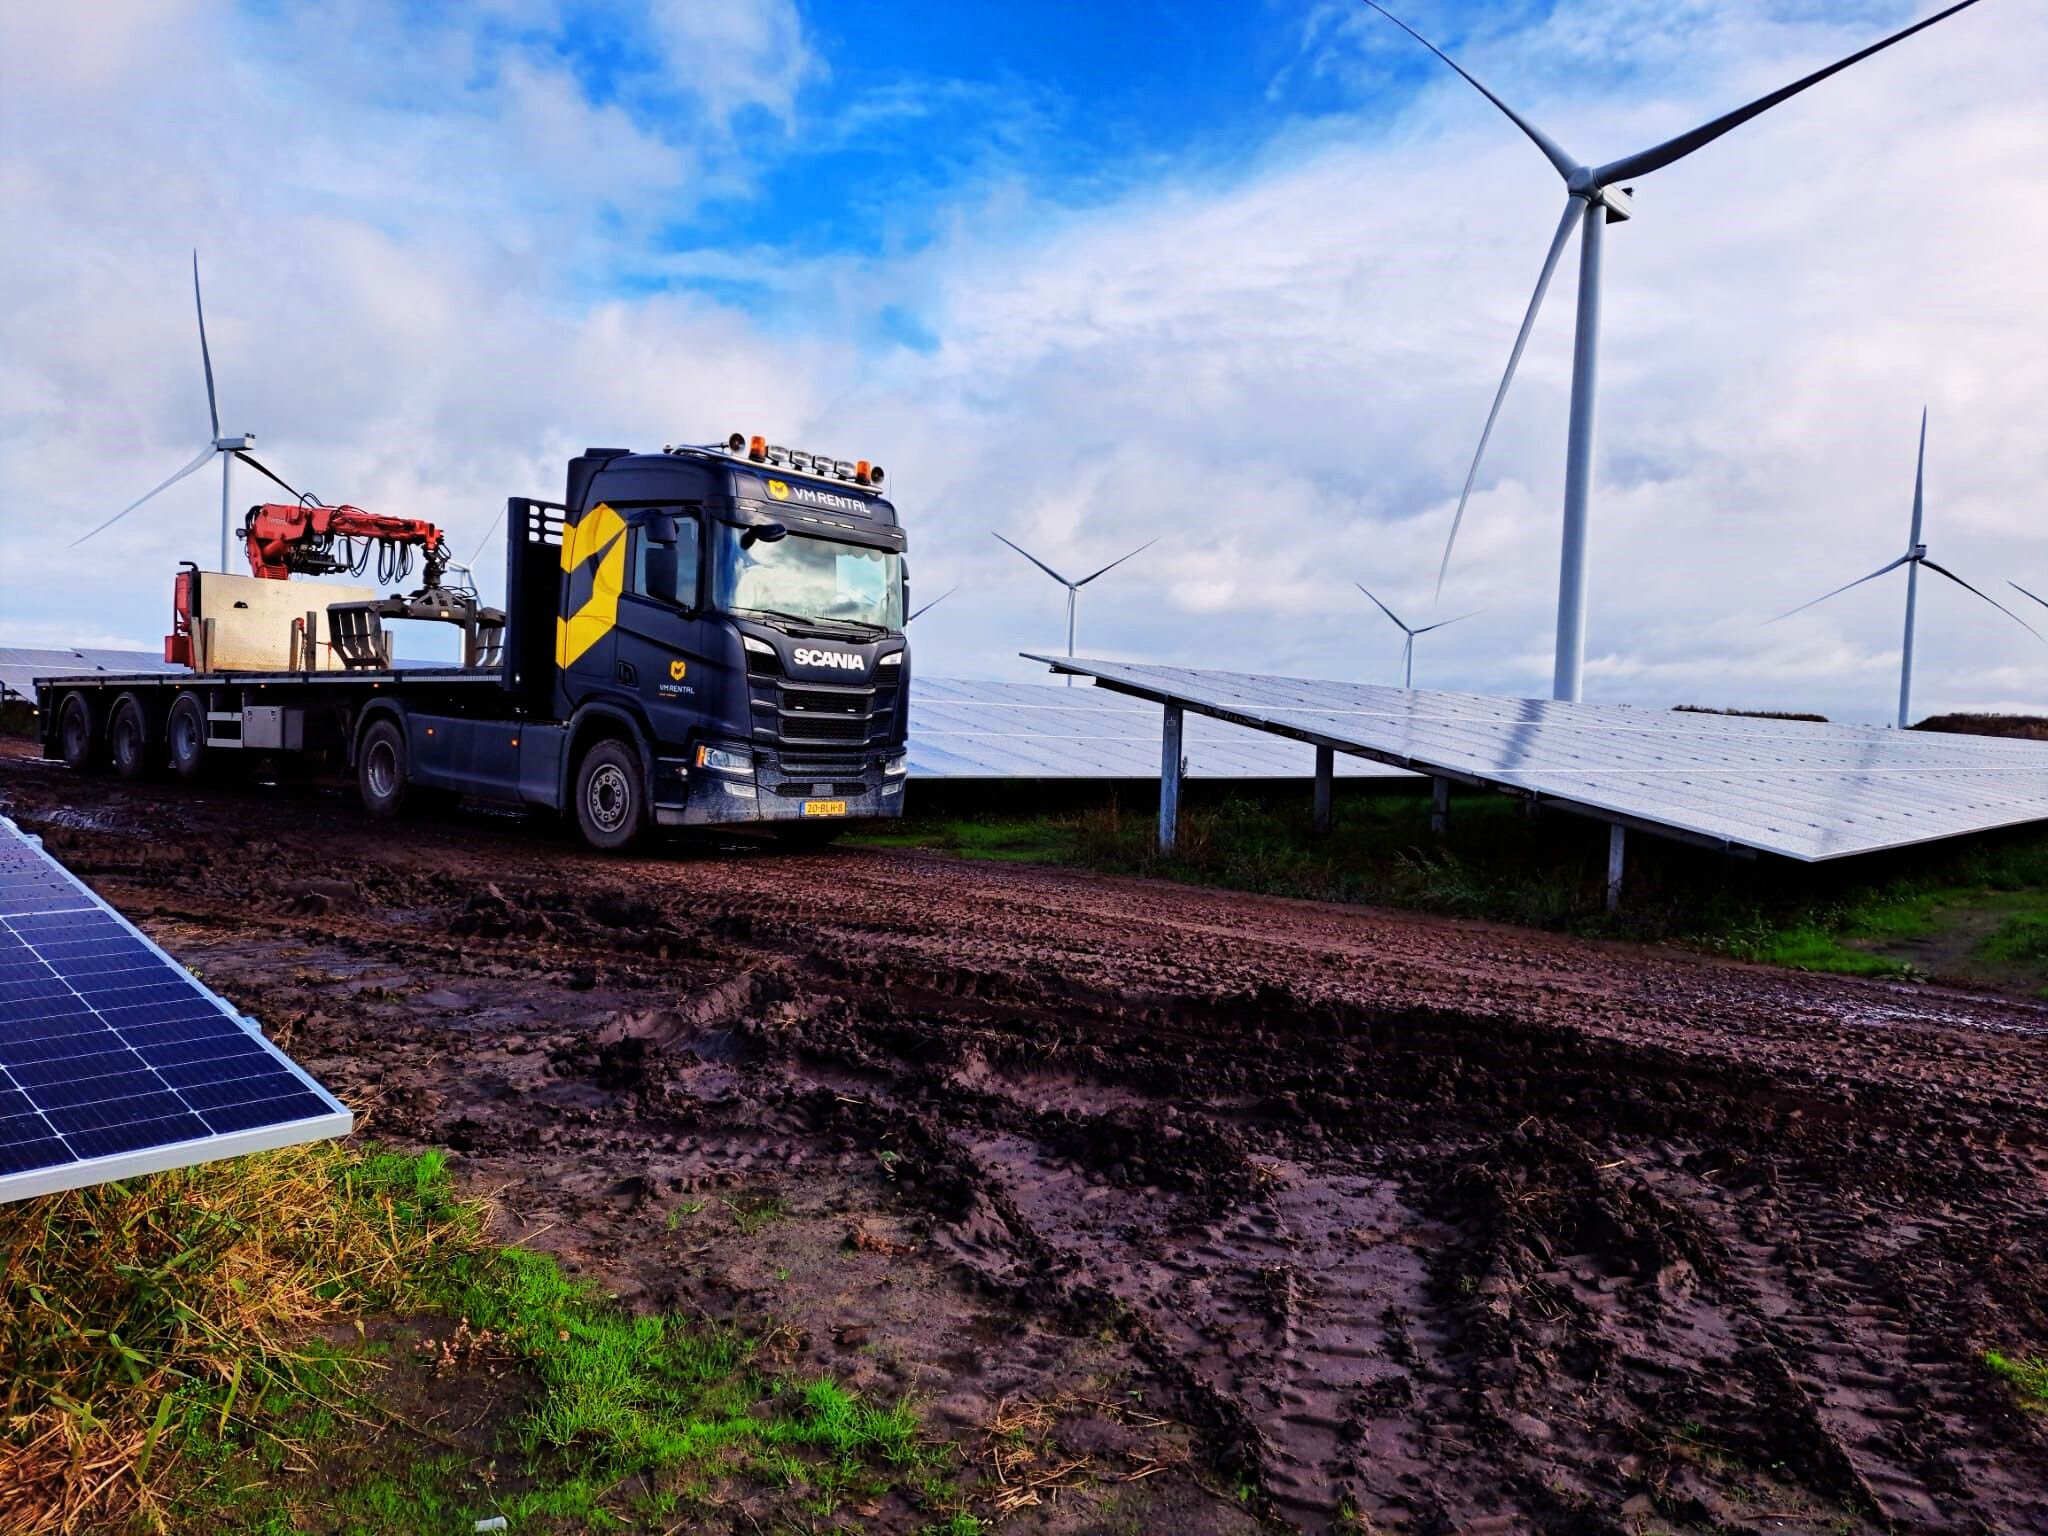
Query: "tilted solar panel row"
0 817 350 1202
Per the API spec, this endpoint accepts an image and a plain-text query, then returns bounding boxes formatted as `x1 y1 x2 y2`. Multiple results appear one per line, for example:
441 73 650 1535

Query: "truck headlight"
883 753 907 776
695 743 752 775
879 651 904 667
742 635 775 655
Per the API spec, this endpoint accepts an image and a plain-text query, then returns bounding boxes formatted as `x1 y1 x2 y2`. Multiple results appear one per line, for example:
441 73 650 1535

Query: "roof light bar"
723 434 883 487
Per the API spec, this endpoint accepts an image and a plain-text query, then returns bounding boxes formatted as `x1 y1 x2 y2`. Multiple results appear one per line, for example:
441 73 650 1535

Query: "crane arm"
241 502 450 586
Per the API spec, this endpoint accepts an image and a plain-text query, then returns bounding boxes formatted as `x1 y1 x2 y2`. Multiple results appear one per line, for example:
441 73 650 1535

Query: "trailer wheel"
109 694 153 780
168 694 209 779
57 694 99 771
574 740 648 852
358 719 409 820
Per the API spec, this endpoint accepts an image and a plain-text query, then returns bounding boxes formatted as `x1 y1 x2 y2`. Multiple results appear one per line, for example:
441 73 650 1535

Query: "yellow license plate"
802 799 848 818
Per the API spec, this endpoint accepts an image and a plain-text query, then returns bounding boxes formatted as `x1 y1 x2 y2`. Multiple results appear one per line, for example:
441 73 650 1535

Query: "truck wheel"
168 694 209 779
574 740 647 852
358 719 409 820
109 695 153 780
57 694 99 770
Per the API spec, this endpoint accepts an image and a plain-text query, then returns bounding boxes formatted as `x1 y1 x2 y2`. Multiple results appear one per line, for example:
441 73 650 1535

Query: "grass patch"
861 786 2048 991
1986 1350 2048 1407
1 1143 962 1534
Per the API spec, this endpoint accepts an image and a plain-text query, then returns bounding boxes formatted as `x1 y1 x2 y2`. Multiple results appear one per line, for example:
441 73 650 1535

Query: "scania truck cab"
538 440 911 845
36 434 913 852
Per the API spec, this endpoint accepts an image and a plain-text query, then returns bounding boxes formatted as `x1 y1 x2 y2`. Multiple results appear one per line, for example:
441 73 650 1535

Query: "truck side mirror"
740 522 787 549
645 513 679 546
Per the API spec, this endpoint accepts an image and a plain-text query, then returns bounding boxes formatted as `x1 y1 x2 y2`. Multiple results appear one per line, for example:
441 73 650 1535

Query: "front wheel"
357 719 409 820
574 740 648 852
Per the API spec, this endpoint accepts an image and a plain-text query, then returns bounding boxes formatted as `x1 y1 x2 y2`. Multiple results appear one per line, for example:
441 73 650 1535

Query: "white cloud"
647 0 822 130
2 0 2044 726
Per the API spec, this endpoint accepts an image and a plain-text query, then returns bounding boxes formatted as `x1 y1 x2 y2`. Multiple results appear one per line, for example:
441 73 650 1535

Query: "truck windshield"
711 527 904 631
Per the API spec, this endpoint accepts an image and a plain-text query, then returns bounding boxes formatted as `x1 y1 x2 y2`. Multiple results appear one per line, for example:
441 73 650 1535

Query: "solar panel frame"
1029 656 2048 862
0 815 350 1203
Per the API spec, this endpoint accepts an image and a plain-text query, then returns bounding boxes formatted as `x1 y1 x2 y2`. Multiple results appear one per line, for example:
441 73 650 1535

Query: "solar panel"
1030 656 2048 862
910 677 1406 781
0 647 183 703
0 815 350 1202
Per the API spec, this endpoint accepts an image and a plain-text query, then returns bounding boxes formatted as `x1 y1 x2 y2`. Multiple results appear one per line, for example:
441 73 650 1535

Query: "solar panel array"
0 816 350 1202
1031 657 2048 862
0 647 182 703
910 677 1405 781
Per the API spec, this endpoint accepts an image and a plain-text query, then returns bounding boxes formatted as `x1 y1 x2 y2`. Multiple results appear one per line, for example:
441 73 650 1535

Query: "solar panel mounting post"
1313 746 1333 835
1605 822 1626 913
1431 776 1451 834
1158 703 1183 853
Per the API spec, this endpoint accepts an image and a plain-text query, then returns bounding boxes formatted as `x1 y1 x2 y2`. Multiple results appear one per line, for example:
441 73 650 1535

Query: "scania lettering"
35 435 914 852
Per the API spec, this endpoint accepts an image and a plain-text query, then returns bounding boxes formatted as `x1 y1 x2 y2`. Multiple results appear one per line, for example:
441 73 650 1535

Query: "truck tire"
109 694 153 780
574 740 648 852
168 694 209 779
358 719 409 820
57 694 99 771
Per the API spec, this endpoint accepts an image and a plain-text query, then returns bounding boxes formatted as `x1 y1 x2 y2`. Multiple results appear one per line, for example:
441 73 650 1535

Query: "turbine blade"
1921 559 2046 642
1354 581 1411 634
1908 406 1928 545
69 443 217 548
1413 609 1483 634
2010 580 2048 614
1357 1 1579 180
908 585 959 623
193 250 220 440
992 531 1070 587
1591 0 1984 185
1075 536 1158 587
1766 553 1913 623
232 450 304 504
1436 197 1578 597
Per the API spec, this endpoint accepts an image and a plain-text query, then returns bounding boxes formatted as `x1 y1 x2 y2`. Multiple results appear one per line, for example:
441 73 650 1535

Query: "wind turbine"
993 532 1156 684
1362 0 1986 703
1770 409 2037 729
70 251 304 572
907 585 958 623
1355 583 1476 689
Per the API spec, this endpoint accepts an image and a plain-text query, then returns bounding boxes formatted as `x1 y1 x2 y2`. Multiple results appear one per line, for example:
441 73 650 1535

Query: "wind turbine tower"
71 252 301 571
1771 410 2037 729
1355 583 1475 689
1363 0 1986 702
993 532 1156 684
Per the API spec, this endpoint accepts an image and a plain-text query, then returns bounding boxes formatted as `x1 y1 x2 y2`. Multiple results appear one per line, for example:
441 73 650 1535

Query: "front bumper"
653 750 905 827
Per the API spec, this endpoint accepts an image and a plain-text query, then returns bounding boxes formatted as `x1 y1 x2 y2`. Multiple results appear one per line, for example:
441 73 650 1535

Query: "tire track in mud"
7 757 2048 1532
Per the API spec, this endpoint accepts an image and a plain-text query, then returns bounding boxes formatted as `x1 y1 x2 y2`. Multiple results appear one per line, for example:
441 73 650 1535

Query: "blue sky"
4 0 2046 720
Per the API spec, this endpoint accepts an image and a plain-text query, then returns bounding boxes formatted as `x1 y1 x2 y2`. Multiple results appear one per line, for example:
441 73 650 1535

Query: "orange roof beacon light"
855 460 871 484
748 435 767 462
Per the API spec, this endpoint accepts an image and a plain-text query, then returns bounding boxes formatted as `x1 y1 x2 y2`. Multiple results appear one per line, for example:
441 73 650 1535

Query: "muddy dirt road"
5 743 2047 1534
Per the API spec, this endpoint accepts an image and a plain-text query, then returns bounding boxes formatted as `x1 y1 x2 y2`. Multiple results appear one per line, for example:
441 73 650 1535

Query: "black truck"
36 439 912 850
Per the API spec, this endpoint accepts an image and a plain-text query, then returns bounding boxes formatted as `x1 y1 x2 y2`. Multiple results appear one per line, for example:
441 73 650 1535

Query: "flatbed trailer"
37 442 913 850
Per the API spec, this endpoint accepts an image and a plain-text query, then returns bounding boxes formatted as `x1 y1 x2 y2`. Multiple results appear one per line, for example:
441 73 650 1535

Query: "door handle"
616 661 638 686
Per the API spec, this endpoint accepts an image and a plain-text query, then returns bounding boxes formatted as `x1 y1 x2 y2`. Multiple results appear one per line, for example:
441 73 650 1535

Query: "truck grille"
750 674 901 753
